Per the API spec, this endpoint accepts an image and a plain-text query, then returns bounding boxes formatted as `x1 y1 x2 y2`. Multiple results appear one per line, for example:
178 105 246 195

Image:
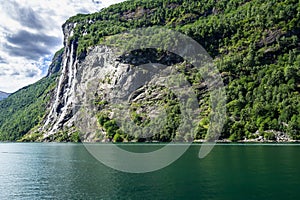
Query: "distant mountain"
0 91 9 101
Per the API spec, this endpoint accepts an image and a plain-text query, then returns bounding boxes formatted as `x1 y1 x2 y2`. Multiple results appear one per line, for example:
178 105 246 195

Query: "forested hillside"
65 0 300 141
0 53 62 141
0 0 299 141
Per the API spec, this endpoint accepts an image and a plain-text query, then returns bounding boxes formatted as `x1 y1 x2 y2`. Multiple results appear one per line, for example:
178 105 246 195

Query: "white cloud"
0 0 126 93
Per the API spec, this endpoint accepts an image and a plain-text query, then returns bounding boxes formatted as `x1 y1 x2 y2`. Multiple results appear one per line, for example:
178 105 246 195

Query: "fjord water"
0 143 299 200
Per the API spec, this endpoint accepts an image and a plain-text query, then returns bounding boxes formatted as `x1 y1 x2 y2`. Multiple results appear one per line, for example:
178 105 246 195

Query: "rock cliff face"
41 23 153 141
40 22 198 142
46 48 64 77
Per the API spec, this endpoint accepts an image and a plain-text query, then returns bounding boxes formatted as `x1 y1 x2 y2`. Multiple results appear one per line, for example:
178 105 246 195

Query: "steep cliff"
46 48 64 77
40 24 197 142
39 0 300 142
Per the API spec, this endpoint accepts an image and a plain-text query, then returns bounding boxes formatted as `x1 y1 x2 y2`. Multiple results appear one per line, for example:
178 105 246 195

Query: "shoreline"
1 140 300 144
194 139 300 143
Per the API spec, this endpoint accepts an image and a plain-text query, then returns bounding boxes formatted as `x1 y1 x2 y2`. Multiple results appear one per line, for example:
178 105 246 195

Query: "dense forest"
0 0 299 141
0 75 58 141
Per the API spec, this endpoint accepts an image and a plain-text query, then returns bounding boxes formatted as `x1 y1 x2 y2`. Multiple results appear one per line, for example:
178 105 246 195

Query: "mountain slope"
0 0 299 141
0 51 63 141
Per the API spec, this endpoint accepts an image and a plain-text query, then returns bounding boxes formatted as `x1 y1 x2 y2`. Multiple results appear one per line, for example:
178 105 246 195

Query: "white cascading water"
43 40 76 137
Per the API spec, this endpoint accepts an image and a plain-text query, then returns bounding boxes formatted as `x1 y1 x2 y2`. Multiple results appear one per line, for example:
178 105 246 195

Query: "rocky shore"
194 130 300 143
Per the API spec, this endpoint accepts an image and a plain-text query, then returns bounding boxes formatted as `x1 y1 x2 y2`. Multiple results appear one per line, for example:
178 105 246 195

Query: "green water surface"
0 143 299 199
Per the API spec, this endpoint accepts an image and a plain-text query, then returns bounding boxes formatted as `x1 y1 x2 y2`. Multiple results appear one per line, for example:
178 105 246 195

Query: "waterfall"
43 41 77 137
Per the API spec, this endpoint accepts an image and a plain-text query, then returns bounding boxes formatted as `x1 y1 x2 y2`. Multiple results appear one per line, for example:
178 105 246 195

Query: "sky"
0 0 125 93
